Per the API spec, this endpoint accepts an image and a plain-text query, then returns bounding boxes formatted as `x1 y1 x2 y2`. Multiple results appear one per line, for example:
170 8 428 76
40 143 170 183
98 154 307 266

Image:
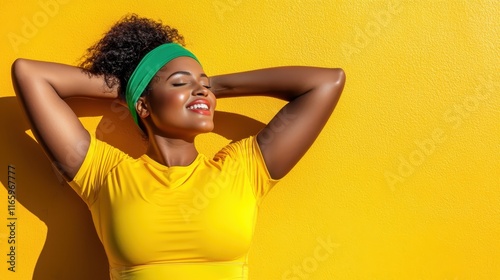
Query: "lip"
186 98 211 108
186 98 212 116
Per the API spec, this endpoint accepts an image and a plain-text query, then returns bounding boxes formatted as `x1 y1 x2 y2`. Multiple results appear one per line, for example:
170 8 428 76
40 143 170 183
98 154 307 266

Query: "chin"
193 123 214 134
199 125 215 134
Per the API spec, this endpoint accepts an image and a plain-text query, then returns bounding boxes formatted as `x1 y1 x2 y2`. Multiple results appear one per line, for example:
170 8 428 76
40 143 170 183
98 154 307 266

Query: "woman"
12 14 345 280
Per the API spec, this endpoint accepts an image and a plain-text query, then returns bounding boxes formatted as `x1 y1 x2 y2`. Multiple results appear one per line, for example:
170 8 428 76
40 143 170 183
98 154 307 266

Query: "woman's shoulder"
211 135 261 164
82 134 136 172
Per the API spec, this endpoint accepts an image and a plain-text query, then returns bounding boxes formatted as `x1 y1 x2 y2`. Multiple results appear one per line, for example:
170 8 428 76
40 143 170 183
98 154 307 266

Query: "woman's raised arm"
11 59 118 181
210 66 345 179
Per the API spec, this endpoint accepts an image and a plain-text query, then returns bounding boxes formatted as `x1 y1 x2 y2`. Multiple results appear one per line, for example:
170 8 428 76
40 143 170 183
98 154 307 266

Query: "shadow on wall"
0 96 265 280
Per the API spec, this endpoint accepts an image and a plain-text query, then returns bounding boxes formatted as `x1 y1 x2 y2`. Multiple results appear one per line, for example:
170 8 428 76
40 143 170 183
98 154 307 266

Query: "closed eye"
173 82 211 89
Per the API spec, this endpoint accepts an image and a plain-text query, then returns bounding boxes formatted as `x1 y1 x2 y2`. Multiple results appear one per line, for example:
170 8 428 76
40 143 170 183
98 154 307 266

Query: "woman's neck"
145 134 198 167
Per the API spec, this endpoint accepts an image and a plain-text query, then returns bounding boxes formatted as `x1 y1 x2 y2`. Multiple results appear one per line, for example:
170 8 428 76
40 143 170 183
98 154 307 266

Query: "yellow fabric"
68 134 278 280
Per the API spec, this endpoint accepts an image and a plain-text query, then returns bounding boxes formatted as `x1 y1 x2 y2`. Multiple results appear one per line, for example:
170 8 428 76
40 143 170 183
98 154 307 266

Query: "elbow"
318 68 345 98
11 59 40 101
11 58 31 84
12 58 28 74
11 59 27 96
11 58 23 78
11 58 40 95
320 68 345 109
329 68 346 90
329 68 346 98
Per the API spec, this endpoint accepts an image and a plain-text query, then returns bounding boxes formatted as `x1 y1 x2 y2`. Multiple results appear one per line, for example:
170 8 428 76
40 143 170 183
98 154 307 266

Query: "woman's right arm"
11 59 119 181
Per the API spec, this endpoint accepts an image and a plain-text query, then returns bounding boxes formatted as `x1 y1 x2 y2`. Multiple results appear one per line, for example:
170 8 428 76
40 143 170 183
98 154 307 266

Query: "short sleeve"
214 136 279 203
67 135 129 207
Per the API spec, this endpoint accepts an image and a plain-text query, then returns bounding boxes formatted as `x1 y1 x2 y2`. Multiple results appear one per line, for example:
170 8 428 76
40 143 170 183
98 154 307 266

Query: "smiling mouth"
186 103 211 115
187 103 209 110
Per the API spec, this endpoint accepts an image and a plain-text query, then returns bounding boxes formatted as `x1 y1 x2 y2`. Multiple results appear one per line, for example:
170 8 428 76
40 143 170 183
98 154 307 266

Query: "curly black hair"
79 14 185 134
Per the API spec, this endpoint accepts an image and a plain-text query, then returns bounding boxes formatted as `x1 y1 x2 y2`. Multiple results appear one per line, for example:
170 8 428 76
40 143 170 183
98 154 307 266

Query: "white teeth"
188 103 209 110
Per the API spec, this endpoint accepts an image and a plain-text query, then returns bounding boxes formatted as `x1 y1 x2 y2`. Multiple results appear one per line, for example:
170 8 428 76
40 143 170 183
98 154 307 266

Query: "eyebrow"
166 71 208 81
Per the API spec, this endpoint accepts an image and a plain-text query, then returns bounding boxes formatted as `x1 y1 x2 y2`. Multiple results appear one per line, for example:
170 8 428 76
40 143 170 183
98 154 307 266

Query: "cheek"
165 91 189 109
151 90 189 119
209 93 217 110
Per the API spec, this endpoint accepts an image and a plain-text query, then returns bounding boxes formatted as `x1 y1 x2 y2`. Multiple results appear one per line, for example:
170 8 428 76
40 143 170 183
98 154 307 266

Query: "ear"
135 96 150 120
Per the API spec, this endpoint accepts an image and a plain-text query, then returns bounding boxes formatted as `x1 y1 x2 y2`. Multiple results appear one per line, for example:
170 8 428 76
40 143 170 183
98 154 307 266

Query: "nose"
192 82 209 97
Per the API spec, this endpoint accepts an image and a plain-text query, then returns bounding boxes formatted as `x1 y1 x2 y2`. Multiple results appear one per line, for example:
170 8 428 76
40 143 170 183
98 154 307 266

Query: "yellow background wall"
1 0 498 279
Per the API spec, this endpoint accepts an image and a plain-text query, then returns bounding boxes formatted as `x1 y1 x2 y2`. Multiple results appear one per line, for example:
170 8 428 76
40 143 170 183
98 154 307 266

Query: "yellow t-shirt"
68 135 279 280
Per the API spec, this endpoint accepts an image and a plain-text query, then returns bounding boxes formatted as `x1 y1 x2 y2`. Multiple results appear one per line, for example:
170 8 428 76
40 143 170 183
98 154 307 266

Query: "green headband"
126 43 200 125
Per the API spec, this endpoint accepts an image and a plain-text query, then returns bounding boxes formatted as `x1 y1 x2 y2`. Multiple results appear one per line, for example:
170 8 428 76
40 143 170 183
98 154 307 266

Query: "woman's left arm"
210 66 346 179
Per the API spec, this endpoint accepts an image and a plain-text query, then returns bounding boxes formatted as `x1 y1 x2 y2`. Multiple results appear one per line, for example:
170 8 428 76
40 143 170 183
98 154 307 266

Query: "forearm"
209 66 344 102
12 59 118 100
